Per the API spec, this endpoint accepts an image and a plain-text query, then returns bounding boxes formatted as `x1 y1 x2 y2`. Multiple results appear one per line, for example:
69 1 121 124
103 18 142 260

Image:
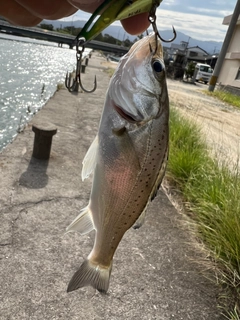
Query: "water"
0 34 90 152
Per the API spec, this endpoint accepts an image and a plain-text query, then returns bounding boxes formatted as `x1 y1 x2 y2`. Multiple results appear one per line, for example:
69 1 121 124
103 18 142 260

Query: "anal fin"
133 205 148 229
66 206 94 234
150 147 168 201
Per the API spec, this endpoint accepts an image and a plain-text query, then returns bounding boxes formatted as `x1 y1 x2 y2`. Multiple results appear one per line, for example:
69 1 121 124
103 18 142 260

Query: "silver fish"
66 33 169 293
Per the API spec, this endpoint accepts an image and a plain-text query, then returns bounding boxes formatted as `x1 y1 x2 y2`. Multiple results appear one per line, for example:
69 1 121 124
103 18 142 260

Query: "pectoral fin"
82 135 99 181
113 126 141 171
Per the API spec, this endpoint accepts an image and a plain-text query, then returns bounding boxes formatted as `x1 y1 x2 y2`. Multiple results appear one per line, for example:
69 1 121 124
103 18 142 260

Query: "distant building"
185 46 218 66
186 46 209 58
205 54 219 69
166 42 218 66
164 41 219 80
218 13 240 93
167 41 188 57
186 51 219 68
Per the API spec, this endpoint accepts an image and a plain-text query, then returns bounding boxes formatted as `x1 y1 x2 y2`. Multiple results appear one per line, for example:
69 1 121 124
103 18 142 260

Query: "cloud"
155 8 229 41
61 0 237 42
187 7 232 18
59 11 91 22
162 0 176 6
161 0 236 15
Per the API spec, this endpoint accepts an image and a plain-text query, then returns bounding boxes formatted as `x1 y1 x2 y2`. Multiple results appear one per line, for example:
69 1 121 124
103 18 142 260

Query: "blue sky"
62 0 237 41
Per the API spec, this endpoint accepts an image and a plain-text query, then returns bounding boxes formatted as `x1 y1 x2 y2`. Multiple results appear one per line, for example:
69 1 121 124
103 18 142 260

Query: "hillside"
44 19 222 54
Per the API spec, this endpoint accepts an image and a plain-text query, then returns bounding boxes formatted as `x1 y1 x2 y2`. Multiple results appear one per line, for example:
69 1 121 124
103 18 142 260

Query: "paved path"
168 79 240 170
0 52 224 319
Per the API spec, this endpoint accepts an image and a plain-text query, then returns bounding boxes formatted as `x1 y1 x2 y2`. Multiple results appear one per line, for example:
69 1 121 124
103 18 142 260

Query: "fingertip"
9 17 43 27
0 0 42 27
120 13 150 35
16 0 77 19
67 0 104 13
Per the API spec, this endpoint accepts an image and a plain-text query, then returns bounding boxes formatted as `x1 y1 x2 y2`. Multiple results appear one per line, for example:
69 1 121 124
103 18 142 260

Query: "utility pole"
208 0 240 92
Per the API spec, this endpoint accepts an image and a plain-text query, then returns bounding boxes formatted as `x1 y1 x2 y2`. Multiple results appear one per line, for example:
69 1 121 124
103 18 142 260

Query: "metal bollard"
89 53 92 58
85 58 89 66
32 123 57 160
81 65 86 73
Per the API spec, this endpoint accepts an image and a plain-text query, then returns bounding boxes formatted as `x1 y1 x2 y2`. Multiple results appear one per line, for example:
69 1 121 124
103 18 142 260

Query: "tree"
39 23 54 31
137 34 144 40
122 38 133 48
55 26 82 36
95 32 104 42
103 34 118 44
185 61 196 79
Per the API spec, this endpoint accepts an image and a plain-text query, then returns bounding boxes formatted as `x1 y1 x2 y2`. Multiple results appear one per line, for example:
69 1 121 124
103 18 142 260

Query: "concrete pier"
0 53 223 320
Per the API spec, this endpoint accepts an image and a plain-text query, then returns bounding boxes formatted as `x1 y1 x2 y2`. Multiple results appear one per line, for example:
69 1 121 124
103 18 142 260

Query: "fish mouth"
113 104 142 123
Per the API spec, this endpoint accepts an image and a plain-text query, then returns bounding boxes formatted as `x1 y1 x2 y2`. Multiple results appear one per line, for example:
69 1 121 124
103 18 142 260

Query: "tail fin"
67 259 112 293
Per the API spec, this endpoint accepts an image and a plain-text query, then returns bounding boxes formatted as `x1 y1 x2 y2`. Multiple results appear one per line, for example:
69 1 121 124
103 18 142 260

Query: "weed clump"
205 90 240 109
168 107 240 318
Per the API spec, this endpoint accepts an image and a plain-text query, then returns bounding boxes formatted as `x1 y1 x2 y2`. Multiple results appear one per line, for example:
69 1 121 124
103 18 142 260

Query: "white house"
186 46 209 59
218 13 240 91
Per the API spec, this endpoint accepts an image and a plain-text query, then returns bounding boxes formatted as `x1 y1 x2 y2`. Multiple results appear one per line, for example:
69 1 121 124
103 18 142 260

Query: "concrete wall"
229 24 240 52
218 24 240 88
219 59 240 87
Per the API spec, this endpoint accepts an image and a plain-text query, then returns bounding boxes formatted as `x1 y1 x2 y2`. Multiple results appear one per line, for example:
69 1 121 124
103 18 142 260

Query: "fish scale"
66 33 169 293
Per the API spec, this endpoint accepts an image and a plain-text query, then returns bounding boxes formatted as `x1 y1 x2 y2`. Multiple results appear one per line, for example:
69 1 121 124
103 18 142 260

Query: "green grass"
224 306 240 320
167 107 240 318
56 82 64 91
105 67 115 78
204 90 240 109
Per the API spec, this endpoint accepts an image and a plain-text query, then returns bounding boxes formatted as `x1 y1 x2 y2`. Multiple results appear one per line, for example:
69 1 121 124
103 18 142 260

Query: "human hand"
0 0 150 35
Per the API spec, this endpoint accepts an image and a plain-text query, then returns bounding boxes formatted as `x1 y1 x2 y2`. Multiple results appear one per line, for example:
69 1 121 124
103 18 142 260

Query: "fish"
66 33 169 294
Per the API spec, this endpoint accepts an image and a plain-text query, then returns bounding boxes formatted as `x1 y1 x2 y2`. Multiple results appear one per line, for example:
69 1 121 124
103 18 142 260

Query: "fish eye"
152 60 164 73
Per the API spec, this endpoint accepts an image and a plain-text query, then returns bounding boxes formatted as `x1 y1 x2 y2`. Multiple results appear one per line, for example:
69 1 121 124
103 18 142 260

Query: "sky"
62 0 237 42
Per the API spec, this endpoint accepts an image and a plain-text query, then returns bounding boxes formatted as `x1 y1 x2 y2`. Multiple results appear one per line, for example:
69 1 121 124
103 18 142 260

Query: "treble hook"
148 4 177 54
65 38 97 94
65 70 79 93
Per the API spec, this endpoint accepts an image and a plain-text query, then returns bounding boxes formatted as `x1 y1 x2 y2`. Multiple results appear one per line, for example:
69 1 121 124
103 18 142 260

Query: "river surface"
0 33 90 152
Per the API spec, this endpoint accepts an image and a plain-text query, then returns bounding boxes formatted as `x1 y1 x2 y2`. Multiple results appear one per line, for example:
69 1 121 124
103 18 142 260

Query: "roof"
223 14 240 25
187 46 209 55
